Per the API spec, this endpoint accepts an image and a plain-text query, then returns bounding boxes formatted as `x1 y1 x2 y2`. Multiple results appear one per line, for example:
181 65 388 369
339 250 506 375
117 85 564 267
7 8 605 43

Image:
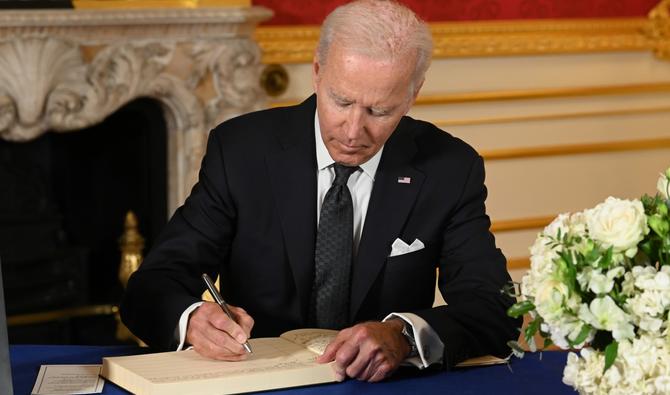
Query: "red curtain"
253 0 660 25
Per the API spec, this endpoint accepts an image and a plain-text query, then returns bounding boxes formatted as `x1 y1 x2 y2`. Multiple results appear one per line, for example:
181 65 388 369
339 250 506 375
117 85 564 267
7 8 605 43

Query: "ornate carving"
646 0 670 60
191 38 266 127
0 7 270 212
0 38 85 140
0 38 207 144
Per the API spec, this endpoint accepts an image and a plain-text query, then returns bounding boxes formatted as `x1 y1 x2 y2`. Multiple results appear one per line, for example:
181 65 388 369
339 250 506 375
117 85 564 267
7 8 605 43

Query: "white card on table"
32 364 104 395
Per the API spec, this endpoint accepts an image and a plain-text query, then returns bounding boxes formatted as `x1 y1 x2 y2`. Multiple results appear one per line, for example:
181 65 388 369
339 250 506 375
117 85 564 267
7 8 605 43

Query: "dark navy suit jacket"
121 95 520 369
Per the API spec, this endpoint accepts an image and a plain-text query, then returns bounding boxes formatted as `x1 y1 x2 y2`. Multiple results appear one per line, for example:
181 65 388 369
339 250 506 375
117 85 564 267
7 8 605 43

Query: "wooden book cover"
101 329 338 395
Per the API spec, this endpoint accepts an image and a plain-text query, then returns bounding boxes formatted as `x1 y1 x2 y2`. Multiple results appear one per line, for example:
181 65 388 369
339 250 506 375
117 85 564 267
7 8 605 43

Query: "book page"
104 338 330 384
102 338 337 395
280 328 338 355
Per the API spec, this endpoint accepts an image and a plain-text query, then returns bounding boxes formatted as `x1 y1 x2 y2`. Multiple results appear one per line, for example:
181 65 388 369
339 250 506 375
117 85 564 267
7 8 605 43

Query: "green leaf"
649 214 669 237
524 317 541 342
659 200 668 216
586 248 600 265
507 300 535 318
604 341 618 372
569 324 592 347
543 338 553 349
563 259 578 295
601 246 613 269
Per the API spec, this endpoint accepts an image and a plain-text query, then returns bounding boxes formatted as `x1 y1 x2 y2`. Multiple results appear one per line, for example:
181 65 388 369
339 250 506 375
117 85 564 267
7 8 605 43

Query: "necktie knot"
333 164 358 186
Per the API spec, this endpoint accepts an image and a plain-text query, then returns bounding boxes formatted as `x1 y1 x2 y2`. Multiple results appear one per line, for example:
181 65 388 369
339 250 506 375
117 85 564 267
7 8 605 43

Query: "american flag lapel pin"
397 176 411 184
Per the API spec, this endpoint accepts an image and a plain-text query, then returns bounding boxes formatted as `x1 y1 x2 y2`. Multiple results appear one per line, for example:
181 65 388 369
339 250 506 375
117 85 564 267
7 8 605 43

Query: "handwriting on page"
280 329 338 355
114 339 322 384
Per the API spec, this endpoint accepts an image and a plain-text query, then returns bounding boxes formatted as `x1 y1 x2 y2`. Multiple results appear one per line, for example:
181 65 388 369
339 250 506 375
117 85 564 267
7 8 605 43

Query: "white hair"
316 0 433 93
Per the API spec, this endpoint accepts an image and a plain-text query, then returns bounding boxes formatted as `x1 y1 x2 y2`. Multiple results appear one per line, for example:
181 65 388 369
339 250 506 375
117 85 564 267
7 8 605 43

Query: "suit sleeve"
120 129 236 351
413 155 521 369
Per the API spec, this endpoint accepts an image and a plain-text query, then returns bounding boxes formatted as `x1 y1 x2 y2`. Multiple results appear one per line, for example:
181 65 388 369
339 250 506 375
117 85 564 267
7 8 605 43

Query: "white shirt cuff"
383 312 444 369
175 301 204 351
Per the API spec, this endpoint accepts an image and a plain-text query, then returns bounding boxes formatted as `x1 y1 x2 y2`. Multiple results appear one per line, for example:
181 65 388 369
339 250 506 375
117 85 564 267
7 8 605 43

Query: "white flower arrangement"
507 167 670 395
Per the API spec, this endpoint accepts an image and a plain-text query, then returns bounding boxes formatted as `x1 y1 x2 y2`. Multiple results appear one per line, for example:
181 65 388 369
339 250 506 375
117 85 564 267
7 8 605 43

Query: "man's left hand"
316 320 410 382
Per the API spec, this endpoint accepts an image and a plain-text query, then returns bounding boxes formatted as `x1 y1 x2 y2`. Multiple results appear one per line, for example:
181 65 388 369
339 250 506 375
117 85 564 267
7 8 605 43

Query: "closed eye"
368 108 389 117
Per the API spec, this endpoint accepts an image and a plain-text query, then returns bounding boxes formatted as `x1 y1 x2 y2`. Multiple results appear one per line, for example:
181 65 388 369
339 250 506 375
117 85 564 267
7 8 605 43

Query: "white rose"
534 278 571 321
586 197 649 257
658 171 670 200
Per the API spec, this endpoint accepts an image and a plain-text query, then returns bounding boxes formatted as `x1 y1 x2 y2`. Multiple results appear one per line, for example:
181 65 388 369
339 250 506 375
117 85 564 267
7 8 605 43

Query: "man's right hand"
185 302 254 360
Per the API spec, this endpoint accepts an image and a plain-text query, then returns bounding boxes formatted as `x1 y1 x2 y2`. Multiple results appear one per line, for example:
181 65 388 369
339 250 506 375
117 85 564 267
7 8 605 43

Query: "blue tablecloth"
9 345 576 394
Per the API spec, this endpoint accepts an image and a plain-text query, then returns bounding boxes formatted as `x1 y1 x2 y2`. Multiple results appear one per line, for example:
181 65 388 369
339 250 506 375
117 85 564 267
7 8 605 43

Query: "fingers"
321 322 406 382
186 302 253 360
316 330 347 363
229 305 254 338
340 327 382 380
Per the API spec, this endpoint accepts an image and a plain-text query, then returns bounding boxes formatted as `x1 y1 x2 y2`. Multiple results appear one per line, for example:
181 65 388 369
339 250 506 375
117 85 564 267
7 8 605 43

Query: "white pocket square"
389 238 425 257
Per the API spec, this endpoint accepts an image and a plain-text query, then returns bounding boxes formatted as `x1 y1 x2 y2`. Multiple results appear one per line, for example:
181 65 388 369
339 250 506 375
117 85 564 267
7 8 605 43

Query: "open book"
101 329 338 395
101 328 508 395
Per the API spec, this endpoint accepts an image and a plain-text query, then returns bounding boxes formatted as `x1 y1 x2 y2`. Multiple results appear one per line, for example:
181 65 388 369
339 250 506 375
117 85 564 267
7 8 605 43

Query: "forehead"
319 44 414 105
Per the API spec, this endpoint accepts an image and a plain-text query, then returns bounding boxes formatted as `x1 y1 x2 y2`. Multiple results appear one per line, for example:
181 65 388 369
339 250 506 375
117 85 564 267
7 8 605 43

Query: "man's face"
313 44 421 166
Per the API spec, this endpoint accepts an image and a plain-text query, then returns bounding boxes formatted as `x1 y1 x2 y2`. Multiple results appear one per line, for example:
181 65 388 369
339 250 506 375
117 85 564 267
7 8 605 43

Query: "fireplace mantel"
0 6 272 213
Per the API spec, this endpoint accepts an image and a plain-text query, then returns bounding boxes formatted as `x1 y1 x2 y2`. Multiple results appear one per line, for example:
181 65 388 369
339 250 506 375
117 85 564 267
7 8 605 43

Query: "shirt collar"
314 110 383 180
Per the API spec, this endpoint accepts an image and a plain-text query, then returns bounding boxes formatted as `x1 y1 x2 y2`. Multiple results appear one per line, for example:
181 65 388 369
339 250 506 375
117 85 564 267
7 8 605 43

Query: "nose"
344 107 365 141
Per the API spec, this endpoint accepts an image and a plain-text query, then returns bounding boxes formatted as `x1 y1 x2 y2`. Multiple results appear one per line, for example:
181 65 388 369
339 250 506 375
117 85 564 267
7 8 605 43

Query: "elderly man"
121 0 519 383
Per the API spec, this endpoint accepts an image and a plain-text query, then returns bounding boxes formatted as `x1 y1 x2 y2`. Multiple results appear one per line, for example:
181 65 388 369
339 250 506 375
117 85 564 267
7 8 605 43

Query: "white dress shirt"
314 113 443 369
175 111 444 369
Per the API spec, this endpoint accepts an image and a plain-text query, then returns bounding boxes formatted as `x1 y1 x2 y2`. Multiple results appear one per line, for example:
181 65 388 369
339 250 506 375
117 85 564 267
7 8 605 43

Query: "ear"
312 56 321 92
411 77 425 103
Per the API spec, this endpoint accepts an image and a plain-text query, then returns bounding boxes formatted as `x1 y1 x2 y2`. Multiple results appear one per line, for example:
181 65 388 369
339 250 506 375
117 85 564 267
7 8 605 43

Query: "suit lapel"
350 119 425 320
266 96 318 319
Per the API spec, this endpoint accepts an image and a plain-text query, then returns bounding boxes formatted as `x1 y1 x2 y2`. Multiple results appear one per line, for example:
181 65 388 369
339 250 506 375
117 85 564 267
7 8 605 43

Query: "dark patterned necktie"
310 163 359 329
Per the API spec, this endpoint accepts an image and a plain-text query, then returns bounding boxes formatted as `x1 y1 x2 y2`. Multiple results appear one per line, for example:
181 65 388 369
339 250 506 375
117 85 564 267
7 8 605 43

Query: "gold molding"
482 137 670 161
491 216 554 233
414 82 670 105
255 15 669 64
7 304 118 326
269 82 670 108
255 25 320 64
646 0 670 59
434 105 670 127
73 0 250 8
507 257 531 270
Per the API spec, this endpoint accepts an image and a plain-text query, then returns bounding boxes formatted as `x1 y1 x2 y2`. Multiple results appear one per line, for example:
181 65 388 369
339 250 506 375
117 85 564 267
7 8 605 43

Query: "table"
10 345 576 394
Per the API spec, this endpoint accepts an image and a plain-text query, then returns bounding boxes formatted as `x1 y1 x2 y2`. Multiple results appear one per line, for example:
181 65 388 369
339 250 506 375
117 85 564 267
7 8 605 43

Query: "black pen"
201 273 253 353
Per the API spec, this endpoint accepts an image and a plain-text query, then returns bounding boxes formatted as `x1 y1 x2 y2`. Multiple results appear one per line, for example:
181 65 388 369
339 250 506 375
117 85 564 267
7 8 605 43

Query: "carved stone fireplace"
0 5 272 343
0 5 272 213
